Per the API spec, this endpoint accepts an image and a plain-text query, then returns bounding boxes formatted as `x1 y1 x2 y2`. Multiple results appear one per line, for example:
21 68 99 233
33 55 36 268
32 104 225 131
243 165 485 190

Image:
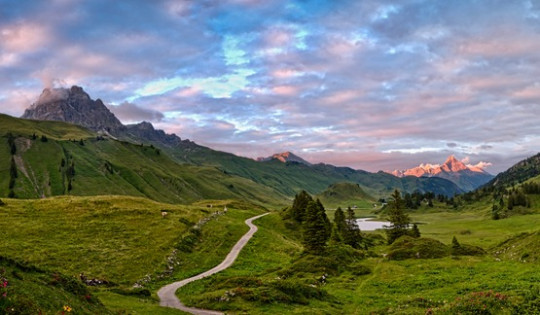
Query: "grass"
0 117 286 207
0 196 208 285
316 182 375 210
172 205 540 314
0 256 110 314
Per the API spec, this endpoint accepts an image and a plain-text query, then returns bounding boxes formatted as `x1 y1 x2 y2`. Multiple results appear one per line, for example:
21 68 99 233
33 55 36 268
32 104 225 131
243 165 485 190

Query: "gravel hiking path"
157 212 269 315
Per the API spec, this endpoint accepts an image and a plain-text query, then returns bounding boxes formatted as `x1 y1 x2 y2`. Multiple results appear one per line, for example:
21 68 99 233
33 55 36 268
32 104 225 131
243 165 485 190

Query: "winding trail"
157 212 269 315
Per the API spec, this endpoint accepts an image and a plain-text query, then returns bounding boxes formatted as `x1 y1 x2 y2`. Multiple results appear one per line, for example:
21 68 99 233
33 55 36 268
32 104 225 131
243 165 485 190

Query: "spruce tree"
451 236 461 255
291 190 313 222
386 189 411 244
410 223 421 238
302 200 330 254
344 206 362 248
334 207 347 237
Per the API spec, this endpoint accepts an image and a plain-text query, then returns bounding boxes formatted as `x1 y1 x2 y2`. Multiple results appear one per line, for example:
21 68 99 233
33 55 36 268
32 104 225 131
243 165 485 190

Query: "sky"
1 0 540 174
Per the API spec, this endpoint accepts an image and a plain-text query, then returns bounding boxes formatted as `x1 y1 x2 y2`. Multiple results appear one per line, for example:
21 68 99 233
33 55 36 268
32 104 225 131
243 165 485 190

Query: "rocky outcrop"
124 121 183 148
257 151 312 165
21 85 194 149
22 86 124 134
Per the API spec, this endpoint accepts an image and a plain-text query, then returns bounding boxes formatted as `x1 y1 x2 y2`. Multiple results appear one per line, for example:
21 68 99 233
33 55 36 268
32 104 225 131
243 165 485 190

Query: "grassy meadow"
172 202 540 314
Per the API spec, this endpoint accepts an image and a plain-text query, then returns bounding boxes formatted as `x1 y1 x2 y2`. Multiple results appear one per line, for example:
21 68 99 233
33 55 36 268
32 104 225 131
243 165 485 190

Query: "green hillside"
0 114 284 206
0 256 110 314
486 152 540 189
316 182 375 209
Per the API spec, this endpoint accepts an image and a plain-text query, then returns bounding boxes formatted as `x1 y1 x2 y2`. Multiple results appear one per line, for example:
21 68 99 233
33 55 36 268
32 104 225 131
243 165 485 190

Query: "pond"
355 218 391 231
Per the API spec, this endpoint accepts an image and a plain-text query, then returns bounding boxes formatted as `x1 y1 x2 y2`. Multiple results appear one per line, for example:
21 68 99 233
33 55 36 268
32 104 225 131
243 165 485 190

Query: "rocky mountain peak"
23 85 124 133
257 151 312 165
386 155 494 191
442 155 468 172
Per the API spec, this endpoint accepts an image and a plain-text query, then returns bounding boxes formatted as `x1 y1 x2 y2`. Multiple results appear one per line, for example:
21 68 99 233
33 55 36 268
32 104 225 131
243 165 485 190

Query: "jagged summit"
22 86 124 133
21 85 191 148
387 155 494 191
441 155 468 173
257 151 312 165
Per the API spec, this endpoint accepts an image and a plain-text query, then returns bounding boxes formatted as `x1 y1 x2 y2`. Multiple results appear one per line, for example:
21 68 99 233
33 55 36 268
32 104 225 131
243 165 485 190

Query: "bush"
110 287 151 297
350 264 371 276
452 243 486 256
282 244 365 277
432 290 511 314
387 236 450 260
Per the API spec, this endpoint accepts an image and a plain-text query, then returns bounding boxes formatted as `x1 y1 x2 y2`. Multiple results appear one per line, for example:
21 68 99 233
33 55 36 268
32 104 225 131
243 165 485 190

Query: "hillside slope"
486 153 540 189
316 182 375 209
168 146 463 198
0 114 284 206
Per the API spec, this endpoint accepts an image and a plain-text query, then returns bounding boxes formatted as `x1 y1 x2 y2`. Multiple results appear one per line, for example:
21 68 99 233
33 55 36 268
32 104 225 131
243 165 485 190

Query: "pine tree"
410 223 421 238
386 189 411 244
333 207 347 237
344 206 362 248
302 200 330 254
451 236 461 255
291 190 313 222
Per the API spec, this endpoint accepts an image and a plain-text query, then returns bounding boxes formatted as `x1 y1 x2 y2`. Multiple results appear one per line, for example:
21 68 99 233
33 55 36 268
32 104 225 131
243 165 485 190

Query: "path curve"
158 212 269 315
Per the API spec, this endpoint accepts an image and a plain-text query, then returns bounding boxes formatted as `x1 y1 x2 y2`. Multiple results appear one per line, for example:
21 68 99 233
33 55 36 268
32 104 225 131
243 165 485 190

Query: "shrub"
387 236 450 260
350 264 371 276
110 287 151 297
433 290 510 314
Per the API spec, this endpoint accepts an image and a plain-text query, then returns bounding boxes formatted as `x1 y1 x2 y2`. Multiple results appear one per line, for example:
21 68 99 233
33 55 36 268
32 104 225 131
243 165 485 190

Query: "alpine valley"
0 85 538 314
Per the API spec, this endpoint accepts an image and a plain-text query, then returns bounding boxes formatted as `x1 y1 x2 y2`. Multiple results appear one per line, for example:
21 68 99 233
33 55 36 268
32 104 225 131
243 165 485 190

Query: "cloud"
467 161 493 170
107 102 164 123
1 0 540 174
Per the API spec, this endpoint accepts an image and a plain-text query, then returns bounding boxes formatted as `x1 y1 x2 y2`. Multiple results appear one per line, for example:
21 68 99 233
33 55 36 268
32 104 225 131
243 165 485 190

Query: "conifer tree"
410 223 421 238
291 190 313 222
333 207 347 237
386 189 411 244
302 200 330 254
343 206 363 248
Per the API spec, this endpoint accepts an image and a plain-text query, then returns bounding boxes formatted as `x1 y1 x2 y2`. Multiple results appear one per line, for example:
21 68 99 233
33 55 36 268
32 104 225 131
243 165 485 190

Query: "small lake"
355 218 391 231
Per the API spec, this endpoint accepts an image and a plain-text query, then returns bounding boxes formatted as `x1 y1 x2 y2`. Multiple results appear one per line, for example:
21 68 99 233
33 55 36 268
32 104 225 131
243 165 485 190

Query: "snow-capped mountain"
388 155 494 191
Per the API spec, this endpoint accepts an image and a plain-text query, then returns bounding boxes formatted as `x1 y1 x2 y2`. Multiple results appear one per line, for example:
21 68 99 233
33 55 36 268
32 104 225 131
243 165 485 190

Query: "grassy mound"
0 256 109 314
387 236 450 260
451 244 486 256
492 231 540 263
316 182 374 209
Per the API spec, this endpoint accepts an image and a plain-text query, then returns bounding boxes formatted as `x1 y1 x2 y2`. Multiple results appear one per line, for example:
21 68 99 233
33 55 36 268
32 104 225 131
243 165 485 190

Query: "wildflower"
63 305 72 312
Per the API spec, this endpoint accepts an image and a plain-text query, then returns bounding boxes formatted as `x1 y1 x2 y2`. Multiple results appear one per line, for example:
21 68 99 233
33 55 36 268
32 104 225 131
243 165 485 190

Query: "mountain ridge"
388 155 494 191
15 85 464 198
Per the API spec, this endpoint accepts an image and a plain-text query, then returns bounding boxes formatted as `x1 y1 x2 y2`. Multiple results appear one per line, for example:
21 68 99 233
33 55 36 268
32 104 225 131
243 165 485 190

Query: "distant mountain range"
10 86 469 200
388 155 494 191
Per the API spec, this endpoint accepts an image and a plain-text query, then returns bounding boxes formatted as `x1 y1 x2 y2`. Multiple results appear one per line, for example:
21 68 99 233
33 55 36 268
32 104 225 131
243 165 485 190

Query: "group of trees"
403 191 435 209
286 189 422 251
287 191 332 253
285 191 366 254
521 182 540 195
492 187 533 220
333 207 363 249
